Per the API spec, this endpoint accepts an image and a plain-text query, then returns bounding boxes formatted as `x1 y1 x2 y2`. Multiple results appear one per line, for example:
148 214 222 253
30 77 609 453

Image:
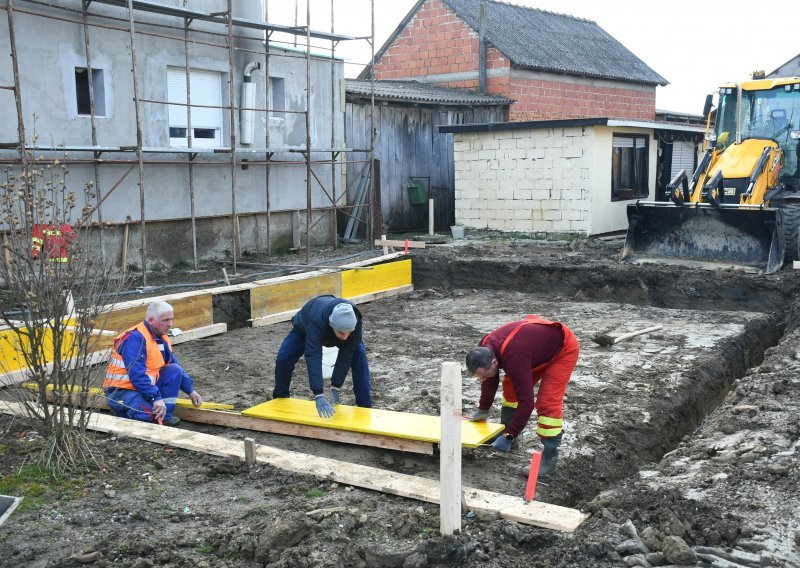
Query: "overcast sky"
265 0 800 115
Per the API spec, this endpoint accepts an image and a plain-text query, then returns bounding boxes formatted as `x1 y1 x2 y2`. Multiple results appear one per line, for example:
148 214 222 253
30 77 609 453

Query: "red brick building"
362 0 667 122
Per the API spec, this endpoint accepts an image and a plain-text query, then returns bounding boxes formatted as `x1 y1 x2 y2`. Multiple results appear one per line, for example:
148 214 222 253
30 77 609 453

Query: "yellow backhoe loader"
622 77 800 273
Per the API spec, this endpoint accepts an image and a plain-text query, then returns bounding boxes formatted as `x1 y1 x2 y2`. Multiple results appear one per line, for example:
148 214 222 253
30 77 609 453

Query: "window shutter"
167 68 222 129
670 140 696 180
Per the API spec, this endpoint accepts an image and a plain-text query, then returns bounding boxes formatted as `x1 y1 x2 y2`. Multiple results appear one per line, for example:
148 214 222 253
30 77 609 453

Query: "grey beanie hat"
329 303 357 332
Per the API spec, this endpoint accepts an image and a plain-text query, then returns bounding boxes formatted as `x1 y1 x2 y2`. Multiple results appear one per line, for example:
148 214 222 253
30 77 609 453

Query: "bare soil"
2 236 800 567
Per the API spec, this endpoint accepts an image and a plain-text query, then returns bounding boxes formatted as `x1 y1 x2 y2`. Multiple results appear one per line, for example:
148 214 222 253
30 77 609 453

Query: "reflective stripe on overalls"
485 314 579 438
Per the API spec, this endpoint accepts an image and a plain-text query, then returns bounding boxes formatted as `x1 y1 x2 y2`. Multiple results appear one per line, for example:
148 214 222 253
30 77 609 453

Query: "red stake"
525 450 542 501
404 239 409 255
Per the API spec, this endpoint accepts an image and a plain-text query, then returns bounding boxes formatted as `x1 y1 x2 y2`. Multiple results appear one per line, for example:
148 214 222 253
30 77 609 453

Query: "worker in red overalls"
31 223 76 263
465 314 580 476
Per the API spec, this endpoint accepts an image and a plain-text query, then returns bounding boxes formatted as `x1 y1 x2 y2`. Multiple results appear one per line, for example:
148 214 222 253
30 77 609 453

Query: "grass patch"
0 464 85 512
198 544 214 554
304 488 325 499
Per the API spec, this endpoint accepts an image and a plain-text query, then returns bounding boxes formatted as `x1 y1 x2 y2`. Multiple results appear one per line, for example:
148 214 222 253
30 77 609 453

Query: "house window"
167 67 223 148
269 77 285 118
611 134 649 200
75 67 106 117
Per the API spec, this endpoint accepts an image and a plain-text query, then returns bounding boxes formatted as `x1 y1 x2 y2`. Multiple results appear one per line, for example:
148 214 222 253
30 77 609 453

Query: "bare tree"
0 151 128 476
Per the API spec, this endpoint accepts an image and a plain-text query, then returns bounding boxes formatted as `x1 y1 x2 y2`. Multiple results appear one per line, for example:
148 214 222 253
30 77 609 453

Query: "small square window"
75 67 106 117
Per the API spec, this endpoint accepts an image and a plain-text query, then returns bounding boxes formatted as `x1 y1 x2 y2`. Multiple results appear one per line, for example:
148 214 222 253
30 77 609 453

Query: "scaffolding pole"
305 1 312 264
5 0 31 218
81 0 105 262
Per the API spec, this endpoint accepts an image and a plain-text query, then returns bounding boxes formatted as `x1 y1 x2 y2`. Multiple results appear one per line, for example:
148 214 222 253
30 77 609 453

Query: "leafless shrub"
0 150 128 476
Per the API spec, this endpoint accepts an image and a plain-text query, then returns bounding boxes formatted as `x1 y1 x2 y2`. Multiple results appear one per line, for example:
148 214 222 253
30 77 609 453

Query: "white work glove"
189 391 203 407
152 399 167 421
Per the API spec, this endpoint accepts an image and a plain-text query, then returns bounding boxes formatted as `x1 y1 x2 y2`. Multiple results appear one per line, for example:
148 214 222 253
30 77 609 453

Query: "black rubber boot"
500 406 516 426
539 433 562 476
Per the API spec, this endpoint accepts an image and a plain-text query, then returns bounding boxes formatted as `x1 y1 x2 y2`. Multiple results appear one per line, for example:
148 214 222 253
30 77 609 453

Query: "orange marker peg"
525 450 542 501
404 239 409 254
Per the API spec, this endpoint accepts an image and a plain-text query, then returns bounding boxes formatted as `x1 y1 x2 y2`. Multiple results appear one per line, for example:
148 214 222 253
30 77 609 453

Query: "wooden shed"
345 79 509 233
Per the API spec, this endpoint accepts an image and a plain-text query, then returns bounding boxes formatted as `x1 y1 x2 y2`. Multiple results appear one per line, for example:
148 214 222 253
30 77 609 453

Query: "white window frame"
167 67 223 148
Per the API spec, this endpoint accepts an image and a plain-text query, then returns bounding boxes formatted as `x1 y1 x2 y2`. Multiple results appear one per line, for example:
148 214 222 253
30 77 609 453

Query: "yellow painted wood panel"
0 326 81 374
341 259 412 299
97 295 213 334
241 398 503 448
250 272 341 319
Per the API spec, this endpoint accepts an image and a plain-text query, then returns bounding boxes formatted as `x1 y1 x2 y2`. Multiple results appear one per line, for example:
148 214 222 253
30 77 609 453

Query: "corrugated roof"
443 0 667 86
346 79 512 105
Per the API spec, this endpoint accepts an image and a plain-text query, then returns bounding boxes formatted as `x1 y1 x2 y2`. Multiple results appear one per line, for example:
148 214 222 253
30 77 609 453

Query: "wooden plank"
440 362 462 535
374 239 426 249
169 323 228 345
0 402 587 532
173 406 434 454
250 272 341 319
241 398 502 448
794 260 800 270
341 259 412 299
345 284 414 305
19 384 234 412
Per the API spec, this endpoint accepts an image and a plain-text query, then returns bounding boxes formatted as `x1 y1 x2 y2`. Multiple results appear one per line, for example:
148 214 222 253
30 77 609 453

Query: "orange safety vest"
103 322 172 390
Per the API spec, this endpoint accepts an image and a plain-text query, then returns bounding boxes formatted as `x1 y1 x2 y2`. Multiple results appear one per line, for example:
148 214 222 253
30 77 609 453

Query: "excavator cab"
623 78 800 273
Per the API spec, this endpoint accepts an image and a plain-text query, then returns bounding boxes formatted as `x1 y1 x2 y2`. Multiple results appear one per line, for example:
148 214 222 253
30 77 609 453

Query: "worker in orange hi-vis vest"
104 301 203 427
31 223 76 263
465 314 580 476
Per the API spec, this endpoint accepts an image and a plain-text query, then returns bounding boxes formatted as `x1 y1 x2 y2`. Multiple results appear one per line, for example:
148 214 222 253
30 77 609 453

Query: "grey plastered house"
0 0 349 267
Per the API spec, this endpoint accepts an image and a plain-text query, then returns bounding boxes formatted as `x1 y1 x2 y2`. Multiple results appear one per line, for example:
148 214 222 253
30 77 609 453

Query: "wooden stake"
428 198 435 236
440 361 462 536
222 267 230 286
2 233 13 285
243 437 256 467
380 234 389 255
121 223 129 273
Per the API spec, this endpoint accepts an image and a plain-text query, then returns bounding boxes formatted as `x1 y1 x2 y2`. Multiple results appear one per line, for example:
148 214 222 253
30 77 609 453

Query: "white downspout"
240 61 261 145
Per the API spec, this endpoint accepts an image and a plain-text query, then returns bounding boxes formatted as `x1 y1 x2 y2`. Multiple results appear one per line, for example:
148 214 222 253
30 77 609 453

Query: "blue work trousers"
273 328 372 407
106 363 183 422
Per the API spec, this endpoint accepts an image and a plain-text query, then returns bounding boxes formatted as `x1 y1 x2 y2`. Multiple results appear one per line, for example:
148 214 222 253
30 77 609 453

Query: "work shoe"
539 434 562 476
163 416 181 427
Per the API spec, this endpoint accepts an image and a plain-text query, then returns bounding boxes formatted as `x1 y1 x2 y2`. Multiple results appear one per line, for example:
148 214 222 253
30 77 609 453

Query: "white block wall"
453 127 593 234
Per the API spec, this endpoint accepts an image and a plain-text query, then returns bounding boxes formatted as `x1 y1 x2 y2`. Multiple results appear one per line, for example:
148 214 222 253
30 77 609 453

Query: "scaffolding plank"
250 272 341 319
173 407 434 454
241 399 503 448
341 259 412 299
0 403 586 532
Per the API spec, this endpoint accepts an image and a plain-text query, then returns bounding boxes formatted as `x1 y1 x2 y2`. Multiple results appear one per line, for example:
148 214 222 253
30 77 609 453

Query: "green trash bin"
407 180 428 205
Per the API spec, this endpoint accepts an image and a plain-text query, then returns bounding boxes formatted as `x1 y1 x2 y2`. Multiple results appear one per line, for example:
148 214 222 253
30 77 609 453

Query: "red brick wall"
507 76 657 121
373 0 509 80
373 0 657 121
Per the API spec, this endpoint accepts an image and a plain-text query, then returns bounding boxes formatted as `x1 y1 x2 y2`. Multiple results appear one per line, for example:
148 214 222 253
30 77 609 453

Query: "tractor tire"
780 202 800 262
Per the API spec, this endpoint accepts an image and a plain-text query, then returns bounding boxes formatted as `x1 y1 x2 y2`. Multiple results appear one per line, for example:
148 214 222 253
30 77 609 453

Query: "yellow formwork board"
341 259 412 299
97 294 213 335
251 272 342 319
242 398 503 448
0 325 80 374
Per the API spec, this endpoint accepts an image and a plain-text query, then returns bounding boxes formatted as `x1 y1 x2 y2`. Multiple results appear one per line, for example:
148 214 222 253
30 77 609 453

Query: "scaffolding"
0 0 378 286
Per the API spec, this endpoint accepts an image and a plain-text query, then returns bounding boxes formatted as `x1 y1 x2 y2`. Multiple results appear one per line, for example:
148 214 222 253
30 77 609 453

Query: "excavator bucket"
621 202 784 274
